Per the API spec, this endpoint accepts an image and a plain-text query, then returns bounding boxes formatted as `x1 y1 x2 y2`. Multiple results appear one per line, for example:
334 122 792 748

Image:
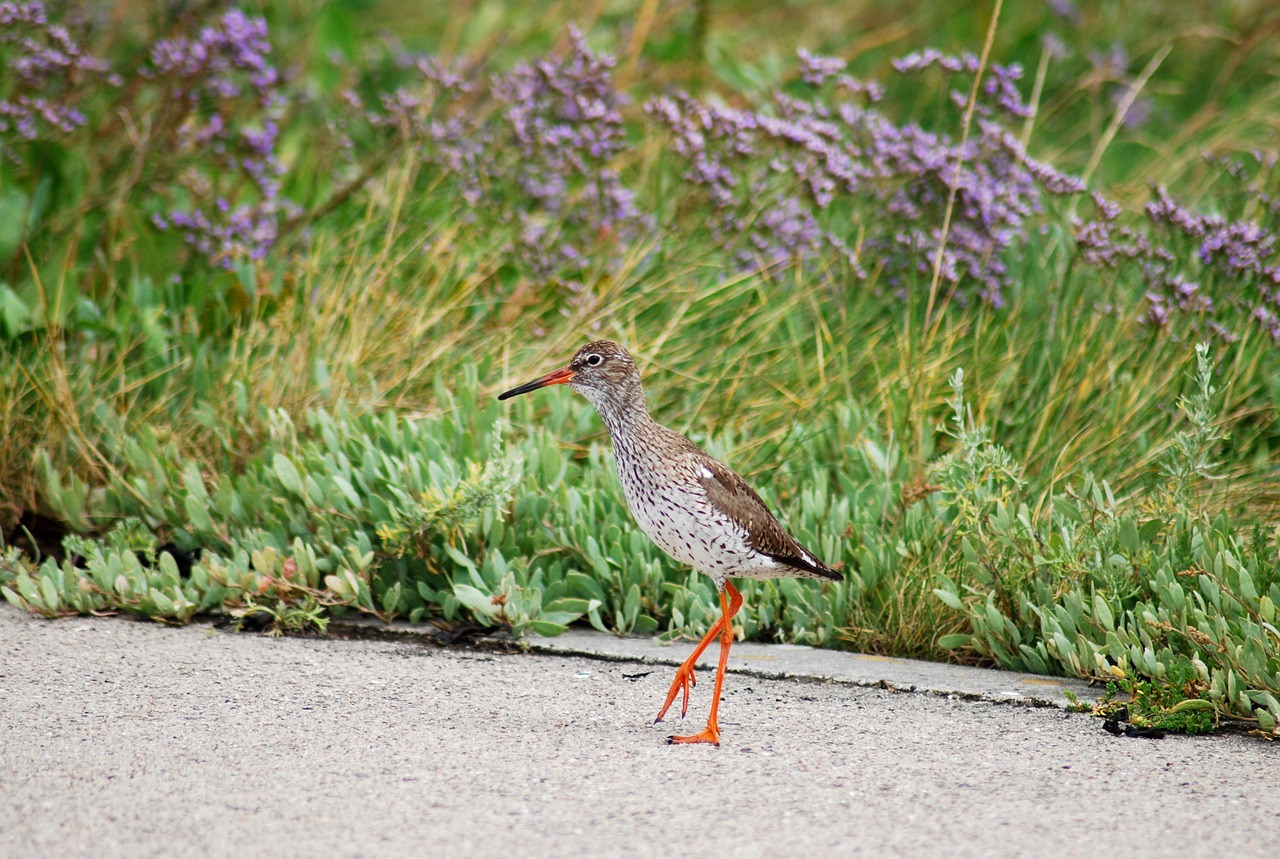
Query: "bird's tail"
767 547 842 581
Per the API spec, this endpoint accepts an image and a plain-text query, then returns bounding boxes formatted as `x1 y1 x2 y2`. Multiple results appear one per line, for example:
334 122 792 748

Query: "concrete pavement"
2 605 1276 858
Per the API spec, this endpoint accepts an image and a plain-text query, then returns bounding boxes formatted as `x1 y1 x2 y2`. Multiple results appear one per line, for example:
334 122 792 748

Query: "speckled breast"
612 452 776 583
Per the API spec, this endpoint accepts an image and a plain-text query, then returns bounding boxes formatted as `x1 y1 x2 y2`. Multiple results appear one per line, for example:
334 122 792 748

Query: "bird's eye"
586 354 603 367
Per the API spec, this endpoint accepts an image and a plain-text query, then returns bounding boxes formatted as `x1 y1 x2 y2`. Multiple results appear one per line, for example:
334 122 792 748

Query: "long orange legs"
654 615 723 722
657 581 743 747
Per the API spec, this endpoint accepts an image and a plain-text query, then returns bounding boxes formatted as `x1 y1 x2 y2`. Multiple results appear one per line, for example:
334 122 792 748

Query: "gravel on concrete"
2 605 1276 859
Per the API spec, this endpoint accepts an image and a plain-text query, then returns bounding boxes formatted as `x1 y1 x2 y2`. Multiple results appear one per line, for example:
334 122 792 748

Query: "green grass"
1 0 1278 735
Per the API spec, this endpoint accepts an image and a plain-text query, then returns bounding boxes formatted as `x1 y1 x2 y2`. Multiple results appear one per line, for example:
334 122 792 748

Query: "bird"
498 340 841 746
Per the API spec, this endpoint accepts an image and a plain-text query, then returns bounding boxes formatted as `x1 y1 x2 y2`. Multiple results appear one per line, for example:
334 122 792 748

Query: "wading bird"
499 341 840 746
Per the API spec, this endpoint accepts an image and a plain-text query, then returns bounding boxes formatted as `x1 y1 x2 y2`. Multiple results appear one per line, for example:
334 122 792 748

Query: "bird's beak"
497 366 576 400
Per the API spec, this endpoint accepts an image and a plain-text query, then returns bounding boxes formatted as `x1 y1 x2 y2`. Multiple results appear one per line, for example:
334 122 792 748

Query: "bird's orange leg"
665 581 742 747
654 581 744 722
654 616 723 722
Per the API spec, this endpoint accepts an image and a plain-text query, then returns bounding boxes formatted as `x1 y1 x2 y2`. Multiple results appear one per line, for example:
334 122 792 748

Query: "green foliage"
6 399 526 627
1158 342 1228 514
3 523 206 622
932 368 1026 543
931 346 1279 735
1095 673 1217 736
228 599 331 637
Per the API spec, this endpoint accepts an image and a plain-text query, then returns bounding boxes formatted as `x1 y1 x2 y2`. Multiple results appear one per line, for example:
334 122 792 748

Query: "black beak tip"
497 381 541 401
497 381 538 401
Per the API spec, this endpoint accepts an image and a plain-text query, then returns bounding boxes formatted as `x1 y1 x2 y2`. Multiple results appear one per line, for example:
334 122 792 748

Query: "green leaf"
39 576 59 610
529 620 569 636
184 494 216 536
332 475 361 507
933 587 964 611
984 602 1005 632
566 572 606 602
539 610 582 627
273 455 304 497
1017 643 1048 675
0 188 31 264
1092 594 1114 630
381 583 402 616
158 552 180 583
452 583 497 620
182 462 209 504
150 589 176 615
443 544 477 572
17 574 40 605
624 584 641 625
1138 519 1165 542
305 475 327 506
1168 698 1215 713
937 633 972 649
1236 566 1257 602
1119 518 1140 554
543 597 593 615
0 283 32 339
1239 638 1267 677
2 585 24 609
633 614 659 635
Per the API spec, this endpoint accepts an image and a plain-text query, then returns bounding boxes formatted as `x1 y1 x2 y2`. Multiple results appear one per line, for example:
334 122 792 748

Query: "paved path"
524 626 1097 706
2 605 1276 858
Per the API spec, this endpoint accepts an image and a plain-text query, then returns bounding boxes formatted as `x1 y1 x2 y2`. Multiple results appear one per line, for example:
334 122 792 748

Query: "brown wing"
694 455 841 580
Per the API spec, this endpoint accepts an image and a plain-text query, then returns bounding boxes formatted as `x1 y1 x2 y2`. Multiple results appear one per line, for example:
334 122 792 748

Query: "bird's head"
498 340 644 418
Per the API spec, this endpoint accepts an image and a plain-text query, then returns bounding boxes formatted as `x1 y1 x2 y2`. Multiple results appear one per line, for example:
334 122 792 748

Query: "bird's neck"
584 382 654 442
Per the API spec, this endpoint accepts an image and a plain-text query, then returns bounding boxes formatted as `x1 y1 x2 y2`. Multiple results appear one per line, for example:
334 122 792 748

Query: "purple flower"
478 25 652 279
1041 32 1072 61
0 1 115 158
797 49 846 87
145 10 290 269
350 26 652 289
648 48 1081 301
1078 159 1280 344
1088 43 1129 79
1047 0 1084 27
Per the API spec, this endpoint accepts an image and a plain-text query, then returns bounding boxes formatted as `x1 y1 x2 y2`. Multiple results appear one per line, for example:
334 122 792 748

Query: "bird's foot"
667 723 720 747
654 663 697 723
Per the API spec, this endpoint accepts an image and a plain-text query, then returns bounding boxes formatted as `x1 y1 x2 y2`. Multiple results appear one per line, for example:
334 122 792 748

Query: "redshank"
498 340 840 746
